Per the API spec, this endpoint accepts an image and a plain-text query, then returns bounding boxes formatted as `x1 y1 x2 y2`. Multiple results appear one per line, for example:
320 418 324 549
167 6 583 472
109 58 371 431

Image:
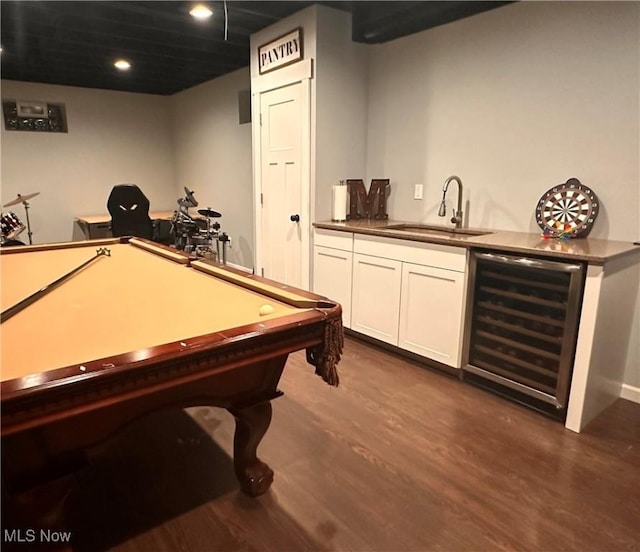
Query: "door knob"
290 214 300 222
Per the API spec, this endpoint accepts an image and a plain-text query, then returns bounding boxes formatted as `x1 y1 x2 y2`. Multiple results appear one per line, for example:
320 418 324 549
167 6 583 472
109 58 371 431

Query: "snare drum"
1 212 25 239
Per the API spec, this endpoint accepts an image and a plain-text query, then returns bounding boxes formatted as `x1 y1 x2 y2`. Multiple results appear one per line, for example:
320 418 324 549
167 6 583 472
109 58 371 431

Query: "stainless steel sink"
384 224 492 237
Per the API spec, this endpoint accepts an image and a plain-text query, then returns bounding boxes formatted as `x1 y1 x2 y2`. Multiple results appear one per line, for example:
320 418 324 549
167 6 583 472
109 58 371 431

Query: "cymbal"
198 208 222 218
184 187 198 207
3 192 40 207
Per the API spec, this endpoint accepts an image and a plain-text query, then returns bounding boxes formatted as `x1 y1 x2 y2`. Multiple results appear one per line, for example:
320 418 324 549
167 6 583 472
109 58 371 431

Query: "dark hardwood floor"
61 336 639 551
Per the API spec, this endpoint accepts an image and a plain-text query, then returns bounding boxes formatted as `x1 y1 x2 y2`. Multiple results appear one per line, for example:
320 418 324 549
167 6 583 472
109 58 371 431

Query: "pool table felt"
1 241 314 383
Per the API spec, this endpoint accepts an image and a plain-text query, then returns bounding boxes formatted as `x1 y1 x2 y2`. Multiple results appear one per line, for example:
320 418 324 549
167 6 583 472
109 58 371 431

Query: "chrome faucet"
438 175 463 228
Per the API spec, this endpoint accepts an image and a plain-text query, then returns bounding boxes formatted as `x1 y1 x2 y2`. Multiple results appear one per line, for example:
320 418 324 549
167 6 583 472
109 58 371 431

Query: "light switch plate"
414 184 424 200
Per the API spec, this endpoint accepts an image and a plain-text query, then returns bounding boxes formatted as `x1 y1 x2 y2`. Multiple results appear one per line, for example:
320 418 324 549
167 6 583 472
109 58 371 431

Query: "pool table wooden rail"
1 306 335 433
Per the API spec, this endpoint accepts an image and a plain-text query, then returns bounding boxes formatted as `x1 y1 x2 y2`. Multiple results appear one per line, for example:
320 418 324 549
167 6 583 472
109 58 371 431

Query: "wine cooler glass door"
462 251 586 420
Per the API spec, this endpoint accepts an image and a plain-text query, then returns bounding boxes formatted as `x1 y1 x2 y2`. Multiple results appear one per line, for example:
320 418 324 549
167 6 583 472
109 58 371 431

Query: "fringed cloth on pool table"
306 317 343 387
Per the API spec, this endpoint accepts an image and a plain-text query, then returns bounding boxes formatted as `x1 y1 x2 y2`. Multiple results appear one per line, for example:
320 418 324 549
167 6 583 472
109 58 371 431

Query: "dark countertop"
313 220 640 265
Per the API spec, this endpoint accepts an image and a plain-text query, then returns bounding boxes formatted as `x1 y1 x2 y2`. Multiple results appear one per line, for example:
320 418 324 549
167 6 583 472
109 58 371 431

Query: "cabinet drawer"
314 228 353 251
354 234 466 272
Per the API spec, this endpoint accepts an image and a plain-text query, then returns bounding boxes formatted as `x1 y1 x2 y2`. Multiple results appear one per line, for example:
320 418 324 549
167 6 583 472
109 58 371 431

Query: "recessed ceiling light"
190 4 213 20
114 59 131 71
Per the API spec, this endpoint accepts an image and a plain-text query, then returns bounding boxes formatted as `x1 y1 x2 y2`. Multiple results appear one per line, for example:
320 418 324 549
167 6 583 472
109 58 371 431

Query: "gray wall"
170 68 254 268
0 72 254 268
364 1 640 391
0 80 176 243
314 6 369 221
366 1 639 241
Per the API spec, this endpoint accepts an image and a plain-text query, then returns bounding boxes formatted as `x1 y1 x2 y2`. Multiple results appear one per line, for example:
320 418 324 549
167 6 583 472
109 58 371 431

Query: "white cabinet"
399 262 466 368
351 253 402 344
351 233 467 368
313 246 353 328
313 229 468 368
313 229 354 328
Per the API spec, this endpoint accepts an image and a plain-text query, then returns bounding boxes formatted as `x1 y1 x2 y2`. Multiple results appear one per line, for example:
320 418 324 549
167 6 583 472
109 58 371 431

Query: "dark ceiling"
1 1 513 96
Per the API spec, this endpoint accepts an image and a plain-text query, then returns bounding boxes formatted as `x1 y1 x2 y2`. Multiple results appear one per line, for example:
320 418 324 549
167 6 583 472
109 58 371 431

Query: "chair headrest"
107 184 150 213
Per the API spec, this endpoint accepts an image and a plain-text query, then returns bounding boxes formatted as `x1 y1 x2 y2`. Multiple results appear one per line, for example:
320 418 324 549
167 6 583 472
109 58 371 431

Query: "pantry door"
258 81 309 288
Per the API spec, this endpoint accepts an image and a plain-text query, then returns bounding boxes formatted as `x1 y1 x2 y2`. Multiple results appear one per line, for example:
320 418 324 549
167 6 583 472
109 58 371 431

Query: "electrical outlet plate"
414 184 424 200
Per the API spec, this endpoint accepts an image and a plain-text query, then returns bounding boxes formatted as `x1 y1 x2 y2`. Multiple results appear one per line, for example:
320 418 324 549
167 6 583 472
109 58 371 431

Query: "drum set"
1 188 231 262
1 192 39 247
171 187 230 263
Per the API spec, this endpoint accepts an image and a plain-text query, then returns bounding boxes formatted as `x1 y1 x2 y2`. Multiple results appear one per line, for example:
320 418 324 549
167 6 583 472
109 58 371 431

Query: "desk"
1 238 342 529
75 211 187 239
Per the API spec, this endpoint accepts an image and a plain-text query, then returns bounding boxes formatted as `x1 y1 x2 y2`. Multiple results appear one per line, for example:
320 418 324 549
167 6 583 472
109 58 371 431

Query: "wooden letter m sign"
346 179 390 220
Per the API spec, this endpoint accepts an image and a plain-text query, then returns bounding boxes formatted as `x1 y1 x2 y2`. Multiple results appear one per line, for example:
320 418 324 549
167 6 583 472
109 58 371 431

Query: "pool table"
1 237 342 527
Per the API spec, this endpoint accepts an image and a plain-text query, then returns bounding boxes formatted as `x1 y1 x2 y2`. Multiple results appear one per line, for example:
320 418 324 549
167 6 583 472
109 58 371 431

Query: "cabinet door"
313 246 353 328
399 262 465 368
351 253 402 345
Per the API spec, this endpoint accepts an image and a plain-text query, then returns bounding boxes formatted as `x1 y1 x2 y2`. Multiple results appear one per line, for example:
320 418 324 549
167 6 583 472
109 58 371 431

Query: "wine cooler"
462 251 586 420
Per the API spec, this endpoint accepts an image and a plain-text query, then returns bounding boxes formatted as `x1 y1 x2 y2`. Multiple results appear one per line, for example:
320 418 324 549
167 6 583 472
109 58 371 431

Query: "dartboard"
535 178 599 237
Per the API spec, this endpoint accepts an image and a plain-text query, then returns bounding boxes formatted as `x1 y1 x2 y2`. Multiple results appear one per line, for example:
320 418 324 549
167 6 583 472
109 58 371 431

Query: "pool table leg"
229 401 276 497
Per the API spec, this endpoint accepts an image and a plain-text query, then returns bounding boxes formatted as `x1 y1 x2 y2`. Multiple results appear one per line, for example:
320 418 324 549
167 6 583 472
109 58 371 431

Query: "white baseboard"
620 383 640 404
226 261 253 274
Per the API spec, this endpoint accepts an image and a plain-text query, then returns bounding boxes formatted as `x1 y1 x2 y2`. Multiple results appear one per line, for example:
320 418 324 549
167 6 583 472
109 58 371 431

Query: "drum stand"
216 232 230 264
22 199 34 245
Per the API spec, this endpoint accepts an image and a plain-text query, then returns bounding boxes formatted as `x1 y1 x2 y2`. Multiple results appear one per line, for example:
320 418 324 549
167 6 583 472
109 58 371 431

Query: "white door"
259 82 306 288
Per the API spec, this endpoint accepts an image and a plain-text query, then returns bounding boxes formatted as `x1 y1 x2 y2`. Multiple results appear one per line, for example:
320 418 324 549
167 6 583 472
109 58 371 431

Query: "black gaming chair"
107 184 153 239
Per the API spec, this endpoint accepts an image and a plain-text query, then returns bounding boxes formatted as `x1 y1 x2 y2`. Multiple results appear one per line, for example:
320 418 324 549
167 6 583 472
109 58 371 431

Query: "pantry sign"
258 28 303 75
